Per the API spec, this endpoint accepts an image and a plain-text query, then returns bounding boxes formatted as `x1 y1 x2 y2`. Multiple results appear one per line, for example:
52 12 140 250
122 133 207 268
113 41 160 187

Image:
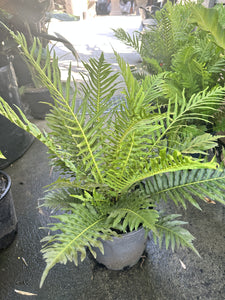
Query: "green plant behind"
115 2 225 133
1 32 225 287
114 1 196 74
114 2 225 91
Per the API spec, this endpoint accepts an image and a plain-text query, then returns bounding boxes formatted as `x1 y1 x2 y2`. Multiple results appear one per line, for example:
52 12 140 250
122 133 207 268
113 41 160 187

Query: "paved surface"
48 15 142 82
0 15 225 300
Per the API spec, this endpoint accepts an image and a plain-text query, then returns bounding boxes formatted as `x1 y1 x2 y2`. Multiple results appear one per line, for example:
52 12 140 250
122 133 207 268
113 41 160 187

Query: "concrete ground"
0 14 225 300
47 15 142 82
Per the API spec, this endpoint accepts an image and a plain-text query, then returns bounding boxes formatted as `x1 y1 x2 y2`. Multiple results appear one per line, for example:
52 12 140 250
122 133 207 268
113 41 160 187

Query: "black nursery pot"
21 87 54 120
0 171 18 249
0 62 34 169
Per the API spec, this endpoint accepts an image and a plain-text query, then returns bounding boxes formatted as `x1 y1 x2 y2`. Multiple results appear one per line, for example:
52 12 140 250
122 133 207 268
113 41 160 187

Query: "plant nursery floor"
0 14 225 300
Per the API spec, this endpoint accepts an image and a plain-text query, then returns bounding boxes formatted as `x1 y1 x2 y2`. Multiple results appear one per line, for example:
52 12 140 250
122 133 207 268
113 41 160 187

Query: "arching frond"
80 53 120 116
40 203 113 288
153 214 199 255
144 168 225 209
106 149 219 193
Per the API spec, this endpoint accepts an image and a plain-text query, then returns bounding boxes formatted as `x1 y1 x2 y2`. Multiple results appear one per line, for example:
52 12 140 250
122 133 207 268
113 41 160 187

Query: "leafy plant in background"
114 1 196 75
188 4 225 133
115 2 225 139
214 3 225 27
1 31 225 288
167 3 225 98
114 2 225 90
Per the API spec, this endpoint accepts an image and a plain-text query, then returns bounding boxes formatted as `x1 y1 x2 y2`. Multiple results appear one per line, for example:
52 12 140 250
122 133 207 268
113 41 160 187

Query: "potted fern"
1 32 225 288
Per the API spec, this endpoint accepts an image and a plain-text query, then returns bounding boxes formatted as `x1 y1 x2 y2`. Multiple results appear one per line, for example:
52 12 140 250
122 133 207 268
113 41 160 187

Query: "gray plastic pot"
0 171 18 249
94 227 147 270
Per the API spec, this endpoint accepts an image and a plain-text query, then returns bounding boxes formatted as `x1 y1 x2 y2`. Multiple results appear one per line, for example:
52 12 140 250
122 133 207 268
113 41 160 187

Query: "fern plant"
1 31 225 288
114 1 196 74
189 3 225 132
115 2 225 135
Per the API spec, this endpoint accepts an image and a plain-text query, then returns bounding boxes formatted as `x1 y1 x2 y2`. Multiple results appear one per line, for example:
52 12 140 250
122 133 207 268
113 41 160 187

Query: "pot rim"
0 170 11 201
111 226 146 240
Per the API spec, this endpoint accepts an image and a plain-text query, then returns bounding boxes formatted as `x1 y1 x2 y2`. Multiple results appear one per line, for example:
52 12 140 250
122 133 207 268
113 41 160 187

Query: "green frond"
0 150 6 159
170 132 220 155
169 87 225 124
153 214 199 255
80 52 119 116
141 73 165 103
114 50 141 110
41 185 84 209
107 114 164 170
40 203 113 288
144 168 225 209
214 3 225 27
142 56 163 75
106 149 218 194
0 33 123 182
148 87 225 154
106 192 159 233
0 97 77 173
168 37 225 98
139 1 195 72
208 57 225 74
169 45 206 96
113 28 141 53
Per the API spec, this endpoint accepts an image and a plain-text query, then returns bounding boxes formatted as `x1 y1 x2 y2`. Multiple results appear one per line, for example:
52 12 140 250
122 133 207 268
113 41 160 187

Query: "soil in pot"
0 171 18 249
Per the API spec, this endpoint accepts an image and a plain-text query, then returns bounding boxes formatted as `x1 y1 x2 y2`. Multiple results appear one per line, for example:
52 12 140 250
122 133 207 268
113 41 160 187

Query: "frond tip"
39 203 112 288
154 214 200 256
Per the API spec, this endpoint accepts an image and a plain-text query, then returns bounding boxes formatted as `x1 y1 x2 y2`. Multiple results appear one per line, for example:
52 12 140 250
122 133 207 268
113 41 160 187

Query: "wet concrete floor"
0 15 225 300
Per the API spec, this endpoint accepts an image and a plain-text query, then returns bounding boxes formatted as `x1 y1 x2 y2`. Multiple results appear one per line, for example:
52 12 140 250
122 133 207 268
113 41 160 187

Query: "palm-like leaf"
80 53 120 116
169 132 222 155
167 40 225 99
114 1 196 74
